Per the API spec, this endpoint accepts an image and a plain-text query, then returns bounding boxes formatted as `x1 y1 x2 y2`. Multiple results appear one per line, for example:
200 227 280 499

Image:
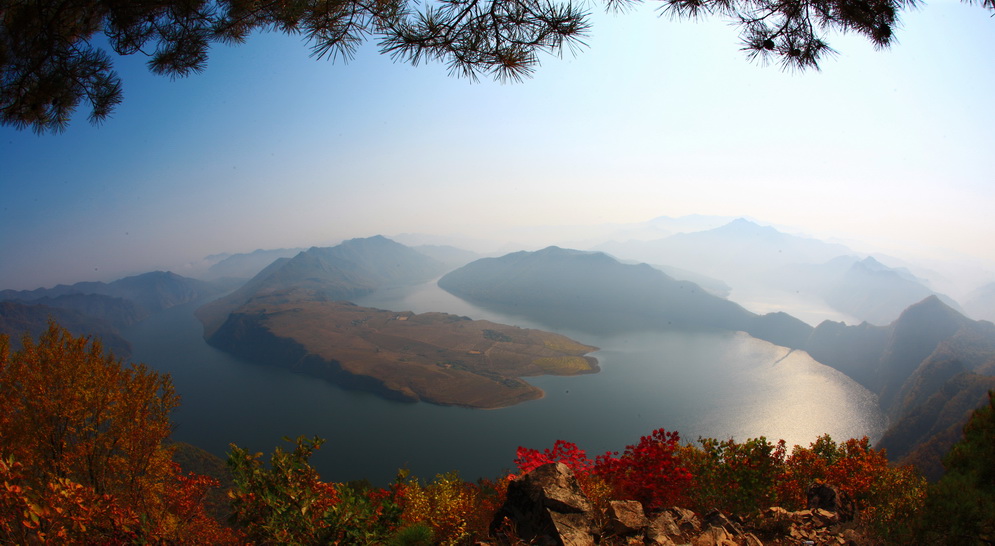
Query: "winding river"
124 279 885 484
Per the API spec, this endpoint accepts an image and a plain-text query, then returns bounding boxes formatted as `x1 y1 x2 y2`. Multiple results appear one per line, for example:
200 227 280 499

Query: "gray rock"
490 463 596 545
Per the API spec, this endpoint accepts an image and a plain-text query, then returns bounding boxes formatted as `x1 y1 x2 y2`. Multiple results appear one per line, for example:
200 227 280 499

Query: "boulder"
605 500 649 537
702 509 744 536
807 483 856 522
646 507 701 545
691 525 738 546
490 463 596 545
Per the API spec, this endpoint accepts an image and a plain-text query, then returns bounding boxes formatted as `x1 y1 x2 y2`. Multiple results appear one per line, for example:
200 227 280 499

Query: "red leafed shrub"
515 430 693 511
514 440 593 477
593 429 692 511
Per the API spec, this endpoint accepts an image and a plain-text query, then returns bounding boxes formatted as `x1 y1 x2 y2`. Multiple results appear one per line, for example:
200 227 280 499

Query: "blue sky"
1 1 993 290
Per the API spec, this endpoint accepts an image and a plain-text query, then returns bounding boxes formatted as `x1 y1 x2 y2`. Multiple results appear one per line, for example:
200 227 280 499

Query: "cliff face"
805 320 889 392
802 296 995 477
805 296 982 416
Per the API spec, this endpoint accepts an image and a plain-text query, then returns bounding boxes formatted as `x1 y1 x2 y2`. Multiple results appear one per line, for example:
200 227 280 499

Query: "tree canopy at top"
2 0 992 133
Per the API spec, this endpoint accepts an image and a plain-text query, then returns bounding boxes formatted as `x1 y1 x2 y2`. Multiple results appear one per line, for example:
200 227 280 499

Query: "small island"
208 299 599 409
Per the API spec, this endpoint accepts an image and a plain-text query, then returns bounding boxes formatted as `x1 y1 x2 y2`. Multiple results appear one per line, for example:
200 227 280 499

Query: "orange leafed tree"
0 322 236 543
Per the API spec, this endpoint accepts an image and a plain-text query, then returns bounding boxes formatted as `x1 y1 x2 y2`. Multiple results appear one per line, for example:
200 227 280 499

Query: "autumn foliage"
513 430 693 510
6 322 989 544
0 323 237 543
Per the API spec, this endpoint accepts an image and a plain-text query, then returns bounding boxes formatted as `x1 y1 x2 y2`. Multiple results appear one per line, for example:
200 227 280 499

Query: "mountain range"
0 270 226 319
597 219 961 326
3 223 993 480
964 282 995 323
0 271 229 358
196 235 450 336
195 236 601 408
436 245 812 348
437 244 995 478
805 295 995 478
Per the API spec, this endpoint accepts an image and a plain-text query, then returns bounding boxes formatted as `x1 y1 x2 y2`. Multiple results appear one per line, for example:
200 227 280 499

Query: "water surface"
124 280 884 484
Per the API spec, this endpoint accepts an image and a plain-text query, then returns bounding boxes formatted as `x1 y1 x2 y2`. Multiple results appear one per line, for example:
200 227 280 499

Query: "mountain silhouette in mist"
202 248 304 280
964 281 995 323
805 295 995 479
437 246 811 347
598 219 961 327
822 257 961 325
196 236 449 336
0 271 224 317
596 218 852 282
0 300 133 357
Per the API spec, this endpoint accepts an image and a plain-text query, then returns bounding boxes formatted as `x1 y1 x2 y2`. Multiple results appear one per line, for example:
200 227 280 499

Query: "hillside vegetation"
2 324 993 544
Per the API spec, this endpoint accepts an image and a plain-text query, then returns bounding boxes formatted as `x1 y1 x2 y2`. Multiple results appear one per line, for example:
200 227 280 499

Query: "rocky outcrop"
488 464 867 545
806 483 856 523
490 463 595 545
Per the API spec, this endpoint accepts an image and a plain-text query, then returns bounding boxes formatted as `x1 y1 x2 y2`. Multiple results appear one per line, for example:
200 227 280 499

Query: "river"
123 279 885 484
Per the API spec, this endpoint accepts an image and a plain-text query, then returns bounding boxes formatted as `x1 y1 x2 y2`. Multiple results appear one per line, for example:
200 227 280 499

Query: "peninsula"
208 298 599 409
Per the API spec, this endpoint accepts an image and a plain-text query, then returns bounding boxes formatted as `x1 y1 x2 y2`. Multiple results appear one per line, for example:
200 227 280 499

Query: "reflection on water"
124 280 885 485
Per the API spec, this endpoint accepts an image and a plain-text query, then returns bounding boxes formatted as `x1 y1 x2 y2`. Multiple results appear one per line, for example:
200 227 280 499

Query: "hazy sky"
2 1 993 291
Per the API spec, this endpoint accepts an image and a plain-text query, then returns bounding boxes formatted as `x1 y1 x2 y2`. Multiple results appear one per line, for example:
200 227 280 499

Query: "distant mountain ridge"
0 271 224 317
964 282 995 323
438 246 995 478
202 247 305 280
437 245 812 347
805 295 995 479
0 300 132 357
196 235 450 336
0 271 227 357
821 257 961 325
598 219 961 326
596 218 853 281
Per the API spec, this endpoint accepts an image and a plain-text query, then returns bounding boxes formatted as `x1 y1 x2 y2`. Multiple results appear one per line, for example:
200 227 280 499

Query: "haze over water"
125 279 884 485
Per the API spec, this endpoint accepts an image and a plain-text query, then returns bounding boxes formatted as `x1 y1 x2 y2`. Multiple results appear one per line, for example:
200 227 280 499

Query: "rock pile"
487 463 867 545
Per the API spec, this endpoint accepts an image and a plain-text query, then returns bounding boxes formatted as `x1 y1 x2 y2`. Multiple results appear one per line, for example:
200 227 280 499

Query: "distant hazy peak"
340 234 393 246
117 270 182 282
894 295 964 325
717 218 778 234
196 235 450 336
855 256 890 272
534 246 600 256
513 247 636 267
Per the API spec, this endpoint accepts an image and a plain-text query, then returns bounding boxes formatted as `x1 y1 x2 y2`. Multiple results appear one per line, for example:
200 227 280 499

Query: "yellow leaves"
1 322 178 501
400 471 479 546
0 322 236 544
23 502 43 528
